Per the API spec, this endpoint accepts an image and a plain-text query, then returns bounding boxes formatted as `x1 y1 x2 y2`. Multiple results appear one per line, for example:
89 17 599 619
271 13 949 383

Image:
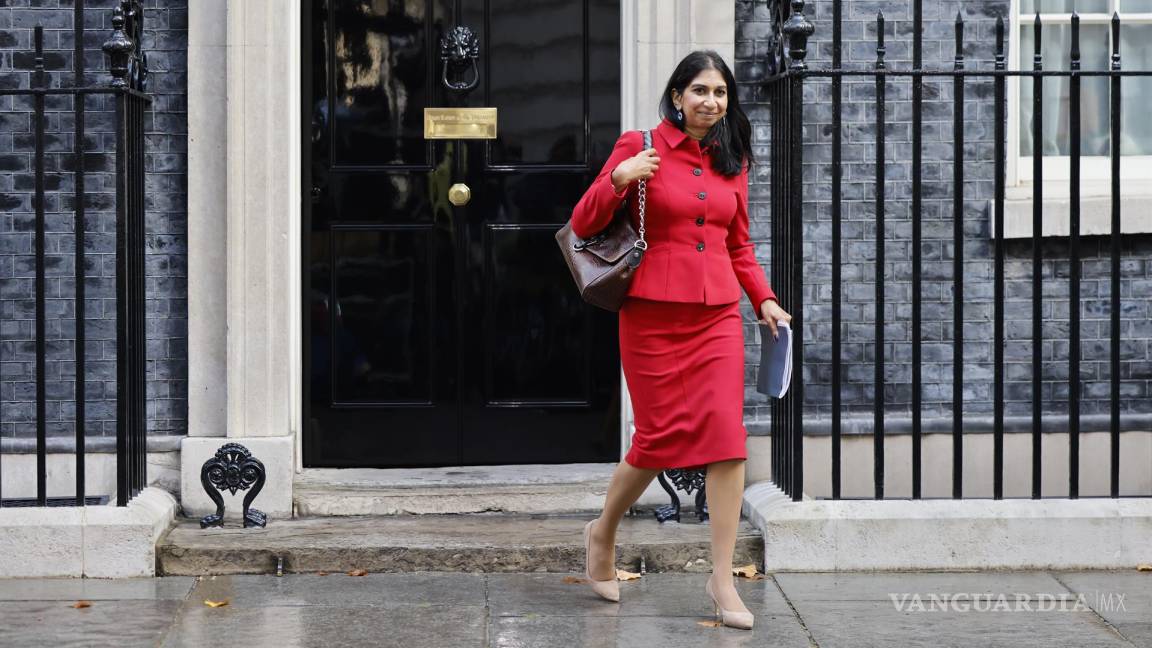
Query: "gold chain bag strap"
555 129 651 312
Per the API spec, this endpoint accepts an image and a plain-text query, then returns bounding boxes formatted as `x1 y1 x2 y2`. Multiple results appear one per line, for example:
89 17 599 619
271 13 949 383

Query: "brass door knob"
448 183 471 206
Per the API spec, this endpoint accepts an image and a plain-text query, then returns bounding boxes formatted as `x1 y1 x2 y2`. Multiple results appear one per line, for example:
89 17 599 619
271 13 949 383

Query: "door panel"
304 0 621 467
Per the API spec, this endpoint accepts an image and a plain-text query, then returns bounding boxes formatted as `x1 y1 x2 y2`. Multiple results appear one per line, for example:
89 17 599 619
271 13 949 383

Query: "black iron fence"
0 1 150 507
765 0 1151 501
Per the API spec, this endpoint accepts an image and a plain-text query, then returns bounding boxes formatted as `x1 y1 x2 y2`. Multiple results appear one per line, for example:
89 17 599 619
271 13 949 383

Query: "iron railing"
0 1 150 507
765 0 1150 501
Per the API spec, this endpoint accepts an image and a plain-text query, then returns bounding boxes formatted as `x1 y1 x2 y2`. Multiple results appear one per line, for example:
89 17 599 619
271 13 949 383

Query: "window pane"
1120 26 1152 154
1020 24 1111 156
1120 0 1152 11
1022 0 1109 13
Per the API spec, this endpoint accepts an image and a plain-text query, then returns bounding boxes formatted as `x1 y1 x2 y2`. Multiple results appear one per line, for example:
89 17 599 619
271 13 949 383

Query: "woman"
569 50 792 631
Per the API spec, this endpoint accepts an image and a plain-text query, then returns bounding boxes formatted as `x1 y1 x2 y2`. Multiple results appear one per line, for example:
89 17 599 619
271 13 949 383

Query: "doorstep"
156 512 763 576
292 463 691 516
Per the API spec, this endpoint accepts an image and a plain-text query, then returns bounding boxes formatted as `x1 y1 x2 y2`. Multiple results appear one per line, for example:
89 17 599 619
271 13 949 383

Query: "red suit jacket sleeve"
569 130 644 240
727 164 777 312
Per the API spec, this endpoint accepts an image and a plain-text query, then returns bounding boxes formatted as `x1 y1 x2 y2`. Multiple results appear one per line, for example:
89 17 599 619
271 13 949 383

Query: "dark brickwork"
736 0 1152 432
0 0 187 443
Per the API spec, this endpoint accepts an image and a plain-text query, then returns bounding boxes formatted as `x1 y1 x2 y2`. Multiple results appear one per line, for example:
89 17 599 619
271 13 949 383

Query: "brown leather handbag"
555 130 651 312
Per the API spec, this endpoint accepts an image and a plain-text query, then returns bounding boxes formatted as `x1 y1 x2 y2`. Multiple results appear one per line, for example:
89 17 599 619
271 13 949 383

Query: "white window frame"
1006 0 1152 188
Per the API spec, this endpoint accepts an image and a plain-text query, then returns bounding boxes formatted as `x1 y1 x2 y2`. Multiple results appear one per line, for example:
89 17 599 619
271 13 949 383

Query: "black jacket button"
693 168 702 176
695 217 705 226
696 242 705 252
697 191 706 200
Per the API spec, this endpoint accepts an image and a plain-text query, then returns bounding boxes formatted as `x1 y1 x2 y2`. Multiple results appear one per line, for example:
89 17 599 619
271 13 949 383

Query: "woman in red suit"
572 51 791 630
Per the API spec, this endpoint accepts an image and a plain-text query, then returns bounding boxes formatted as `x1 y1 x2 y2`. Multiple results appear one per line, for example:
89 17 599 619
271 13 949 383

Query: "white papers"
756 320 792 399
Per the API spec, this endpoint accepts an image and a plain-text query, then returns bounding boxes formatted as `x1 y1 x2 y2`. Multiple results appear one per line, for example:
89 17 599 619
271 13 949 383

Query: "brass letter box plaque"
423 107 498 139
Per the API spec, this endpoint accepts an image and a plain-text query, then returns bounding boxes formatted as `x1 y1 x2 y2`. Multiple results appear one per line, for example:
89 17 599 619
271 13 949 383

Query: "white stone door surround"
183 0 736 517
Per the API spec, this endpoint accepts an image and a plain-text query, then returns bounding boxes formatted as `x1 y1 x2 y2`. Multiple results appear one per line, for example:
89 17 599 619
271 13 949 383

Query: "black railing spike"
955 11 964 64
1109 9 1122 498
1068 7 1082 498
102 4 133 88
876 11 886 68
1071 12 1080 65
995 15 1005 59
1034 14 1042 64
33 26 45 89
1112 12 1121 66
33 21 47 505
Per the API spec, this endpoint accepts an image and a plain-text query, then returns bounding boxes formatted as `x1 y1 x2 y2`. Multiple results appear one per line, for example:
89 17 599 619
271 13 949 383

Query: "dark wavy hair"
658 50 754 177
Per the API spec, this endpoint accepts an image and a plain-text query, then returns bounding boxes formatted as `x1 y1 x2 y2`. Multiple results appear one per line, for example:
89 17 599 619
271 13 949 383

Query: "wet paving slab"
0 577 196 648
0 570 1149 647
773 571 1151 648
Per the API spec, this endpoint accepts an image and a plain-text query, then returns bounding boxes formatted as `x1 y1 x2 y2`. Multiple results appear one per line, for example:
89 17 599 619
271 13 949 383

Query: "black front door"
302 0 622 467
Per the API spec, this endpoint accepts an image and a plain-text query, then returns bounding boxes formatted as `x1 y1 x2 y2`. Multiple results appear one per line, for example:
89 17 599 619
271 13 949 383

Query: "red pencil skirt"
619 296 749 471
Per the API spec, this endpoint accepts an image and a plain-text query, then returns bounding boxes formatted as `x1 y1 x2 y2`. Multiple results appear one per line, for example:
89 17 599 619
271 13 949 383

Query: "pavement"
0 569 1148 647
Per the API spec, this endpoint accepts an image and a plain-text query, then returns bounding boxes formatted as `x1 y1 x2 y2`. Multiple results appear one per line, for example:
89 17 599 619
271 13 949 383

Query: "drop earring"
676 108 683 121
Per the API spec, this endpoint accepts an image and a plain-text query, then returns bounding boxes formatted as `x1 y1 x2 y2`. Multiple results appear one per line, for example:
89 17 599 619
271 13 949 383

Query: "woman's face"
672 67 728 134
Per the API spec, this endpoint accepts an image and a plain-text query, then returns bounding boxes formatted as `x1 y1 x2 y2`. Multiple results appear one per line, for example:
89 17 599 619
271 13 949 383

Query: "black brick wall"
0 0 187 443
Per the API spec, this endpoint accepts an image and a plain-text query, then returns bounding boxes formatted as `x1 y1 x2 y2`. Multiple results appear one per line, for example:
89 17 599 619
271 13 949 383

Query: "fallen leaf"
562 575 585 584
733 564 759 579
697 620 723 627
616 569 641 581
1138 564 1152 572
203 599 229 608
346 569 368 577
316 571 329 576
72 601 91 609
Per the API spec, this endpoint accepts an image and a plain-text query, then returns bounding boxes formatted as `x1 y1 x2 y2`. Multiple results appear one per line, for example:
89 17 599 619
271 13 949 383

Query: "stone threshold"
292 463 689 516
156 512 763 576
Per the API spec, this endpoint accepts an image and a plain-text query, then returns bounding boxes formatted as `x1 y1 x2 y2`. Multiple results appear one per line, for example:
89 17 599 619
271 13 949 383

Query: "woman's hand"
610 147 660 192
758 299 792 340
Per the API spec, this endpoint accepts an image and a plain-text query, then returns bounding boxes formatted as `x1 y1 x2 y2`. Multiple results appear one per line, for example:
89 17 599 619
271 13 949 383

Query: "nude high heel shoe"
582 519 620 602
705 574 754 630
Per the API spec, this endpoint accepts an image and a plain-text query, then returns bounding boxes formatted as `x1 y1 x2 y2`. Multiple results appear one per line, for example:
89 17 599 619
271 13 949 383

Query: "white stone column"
618 0 735 460
186 0 227 439
182 0 300 520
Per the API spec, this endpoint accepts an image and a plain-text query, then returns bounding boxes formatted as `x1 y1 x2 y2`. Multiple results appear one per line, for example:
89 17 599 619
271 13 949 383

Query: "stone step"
291 464 695 516
156 513 763 576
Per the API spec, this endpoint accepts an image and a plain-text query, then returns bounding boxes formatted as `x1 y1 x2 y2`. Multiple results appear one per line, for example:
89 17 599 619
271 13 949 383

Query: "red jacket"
570 118 777 309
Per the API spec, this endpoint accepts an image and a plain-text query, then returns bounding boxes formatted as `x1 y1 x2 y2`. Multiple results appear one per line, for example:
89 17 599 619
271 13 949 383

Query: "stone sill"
991 182 1152 238
0 435 183 454
0 487 177 578
743 481 1152 570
